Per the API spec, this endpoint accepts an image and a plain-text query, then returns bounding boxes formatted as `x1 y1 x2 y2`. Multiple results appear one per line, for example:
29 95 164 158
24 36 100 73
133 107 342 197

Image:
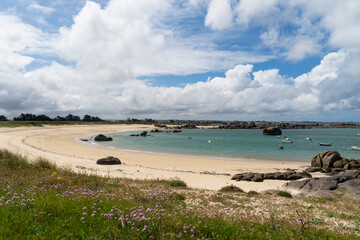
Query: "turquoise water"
94 128 360 162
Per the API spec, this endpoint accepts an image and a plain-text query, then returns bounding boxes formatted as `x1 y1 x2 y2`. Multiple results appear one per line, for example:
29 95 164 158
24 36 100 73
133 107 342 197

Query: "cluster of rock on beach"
231 150 360 198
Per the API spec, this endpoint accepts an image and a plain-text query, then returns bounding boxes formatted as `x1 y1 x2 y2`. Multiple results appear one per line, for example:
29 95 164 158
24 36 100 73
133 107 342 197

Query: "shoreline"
84 129 309 164
0 124 308 192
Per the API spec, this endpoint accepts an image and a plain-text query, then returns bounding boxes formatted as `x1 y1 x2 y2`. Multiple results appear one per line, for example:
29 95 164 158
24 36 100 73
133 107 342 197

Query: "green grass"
1 149 359 239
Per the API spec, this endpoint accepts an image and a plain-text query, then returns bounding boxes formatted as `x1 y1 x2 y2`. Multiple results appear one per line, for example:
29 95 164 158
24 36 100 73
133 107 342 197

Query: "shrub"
277 190 293 198
247 191 259 196
168 179 187 188
219 185 244 193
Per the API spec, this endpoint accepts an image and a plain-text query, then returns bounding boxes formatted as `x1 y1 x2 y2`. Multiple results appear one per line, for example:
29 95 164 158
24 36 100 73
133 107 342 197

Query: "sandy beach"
0 124 309 191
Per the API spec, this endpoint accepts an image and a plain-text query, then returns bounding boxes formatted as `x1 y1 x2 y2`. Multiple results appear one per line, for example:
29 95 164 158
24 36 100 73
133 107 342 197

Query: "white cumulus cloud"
26 3 55 15
205 0 233 30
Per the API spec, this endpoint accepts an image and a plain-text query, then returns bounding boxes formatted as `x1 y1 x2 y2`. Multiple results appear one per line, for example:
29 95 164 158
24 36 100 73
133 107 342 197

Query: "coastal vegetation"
1 149 360 239
1 113 359 129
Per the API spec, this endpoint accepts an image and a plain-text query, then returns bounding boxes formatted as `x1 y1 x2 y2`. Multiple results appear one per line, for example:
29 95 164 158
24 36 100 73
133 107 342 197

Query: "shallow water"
94 128 360 162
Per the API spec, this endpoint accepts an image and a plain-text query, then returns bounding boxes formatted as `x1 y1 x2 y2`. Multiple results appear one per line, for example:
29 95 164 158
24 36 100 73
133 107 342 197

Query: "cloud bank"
0 0 360 121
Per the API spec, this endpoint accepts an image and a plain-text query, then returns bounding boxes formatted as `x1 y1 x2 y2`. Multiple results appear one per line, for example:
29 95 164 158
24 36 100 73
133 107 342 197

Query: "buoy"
208 140 211 143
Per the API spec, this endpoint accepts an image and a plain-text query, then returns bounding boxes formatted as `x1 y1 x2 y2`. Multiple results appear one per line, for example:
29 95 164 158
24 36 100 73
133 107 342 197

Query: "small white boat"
350 146 360 151
357 133 360 136
305 137 312 141
282 139 293 143
284 137 291 141
319 143 332 146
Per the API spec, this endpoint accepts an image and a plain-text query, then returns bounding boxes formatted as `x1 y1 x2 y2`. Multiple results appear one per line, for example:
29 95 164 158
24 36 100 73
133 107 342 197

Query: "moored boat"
305 137 312 141
350 146 360 151
282 139 293 143
319 143 332 146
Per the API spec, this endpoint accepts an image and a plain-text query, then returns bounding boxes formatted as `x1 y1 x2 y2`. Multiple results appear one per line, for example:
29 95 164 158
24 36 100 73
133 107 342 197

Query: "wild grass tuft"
33 157 58 170
0 149 30 170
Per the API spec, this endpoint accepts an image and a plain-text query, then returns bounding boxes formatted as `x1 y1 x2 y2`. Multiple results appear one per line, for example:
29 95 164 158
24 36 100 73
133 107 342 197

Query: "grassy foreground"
1 150 359 239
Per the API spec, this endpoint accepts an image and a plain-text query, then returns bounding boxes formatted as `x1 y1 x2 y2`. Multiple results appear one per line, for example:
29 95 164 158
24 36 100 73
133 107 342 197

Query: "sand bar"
0 124 309 191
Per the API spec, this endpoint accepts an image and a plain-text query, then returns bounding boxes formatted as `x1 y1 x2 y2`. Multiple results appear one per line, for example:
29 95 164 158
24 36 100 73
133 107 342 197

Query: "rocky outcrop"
231 171 311 182
150 129 164 133
94 134 113 141
284 170 360 193
140 131 148 137
309 151 360 173
130 131 148 137
96 156 121 165
263 127 282 135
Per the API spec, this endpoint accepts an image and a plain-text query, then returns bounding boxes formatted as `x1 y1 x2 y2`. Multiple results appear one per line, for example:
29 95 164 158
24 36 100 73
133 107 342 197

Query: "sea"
92 128 360 162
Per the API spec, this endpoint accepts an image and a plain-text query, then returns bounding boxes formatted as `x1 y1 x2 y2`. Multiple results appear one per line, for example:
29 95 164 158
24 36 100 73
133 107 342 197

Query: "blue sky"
0 0 360 121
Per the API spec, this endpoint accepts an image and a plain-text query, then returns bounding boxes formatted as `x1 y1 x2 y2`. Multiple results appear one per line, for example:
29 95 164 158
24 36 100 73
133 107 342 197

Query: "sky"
1 0 360 121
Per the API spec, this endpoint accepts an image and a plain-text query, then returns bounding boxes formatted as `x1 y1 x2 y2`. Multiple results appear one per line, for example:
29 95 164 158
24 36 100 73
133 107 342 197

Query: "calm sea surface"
93 128 360 162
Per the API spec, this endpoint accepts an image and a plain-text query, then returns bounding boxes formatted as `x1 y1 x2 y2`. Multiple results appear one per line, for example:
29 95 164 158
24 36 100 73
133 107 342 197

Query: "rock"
139 131 148 137
96 156 121 165
130 134 140 137
330 168 344 175
231 174 244 181
277 145 284 149
352 164 360 169
80 138 88 141
311 151 341 170
333 160 344 169
311 156 323 168
263 127 282 135
340 170 360 180
284 179 310 190
338 179 360 191
305 167 323 173
287 173 304 180
151 129 162 133
343 163 352 170
263 173 275 179
252 173 264 182
172 130 182 133
322 151 341 170
94 134 113 141
342 158 350 165
274 172 286 180
302 179 338 191
242 172 254 181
